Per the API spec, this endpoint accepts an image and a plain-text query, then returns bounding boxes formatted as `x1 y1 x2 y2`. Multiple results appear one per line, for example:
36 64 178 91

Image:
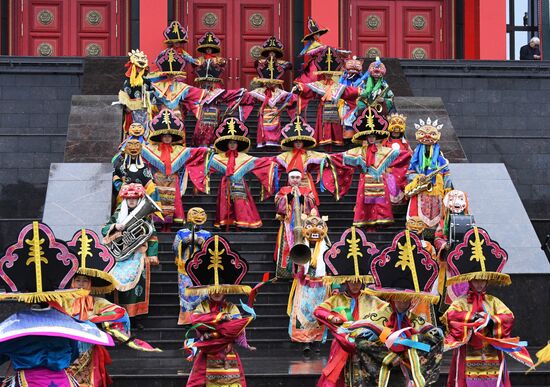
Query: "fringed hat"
184 235 251 296
352 106 390 144
314 46 345 76
388 113 407 134
280 116 317 150
261 36 284 58
302 16 329 42
446 226 511 286
365 230 440 304
254 56 288 86
197 31 221 53
213 117 251 153
0 222 87 303
155 48 187 76
163 21 188 44
367 57 386 78
67 229 117 295
323 227 378 285
148 109 185 144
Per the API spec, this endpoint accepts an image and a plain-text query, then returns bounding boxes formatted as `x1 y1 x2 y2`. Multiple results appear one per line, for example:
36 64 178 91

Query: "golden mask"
187 207 207 225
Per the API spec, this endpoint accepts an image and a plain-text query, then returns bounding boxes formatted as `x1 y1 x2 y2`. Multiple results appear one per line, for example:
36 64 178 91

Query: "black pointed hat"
323 227 378 285
148 109 186 144
261 36 284 58
314 46 345 75
155 47 188 76
302 17 329 42
447 226 511 286
67 229 117 295
365 230 440 304
0 222 87 303
197 31 221 53
352 106 391 144
214 117 251 153
280 116 316 150
163 21 189 44
185 235 251 296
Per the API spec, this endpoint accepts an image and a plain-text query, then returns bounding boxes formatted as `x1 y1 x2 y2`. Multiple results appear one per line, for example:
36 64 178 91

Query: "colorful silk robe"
323 144 399 227
102 206 158 317
187 300 253 387
314 292 391 387
112 153 160 207
288 241 329 343
243 87 294 147
406 143 451 228
275 149 329 205
172 227 212 325
354 308 444 387
199 152 276 229
355 77 395 116
142 144 210 226
119 76 156 132
192 88 248 146
441 292 534 387
61 296 127 387
274 185 317 278
300 81 359 146
383 137 413 204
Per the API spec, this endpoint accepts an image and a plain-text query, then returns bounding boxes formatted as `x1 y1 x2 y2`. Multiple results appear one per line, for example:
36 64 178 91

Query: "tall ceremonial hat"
352 106 391 144
155 47 188 76
302 16 329 42
197 31 221 53
314 46 345 75
365 230 440 304
163 21 189 44
323 226 378 285
280 115 317 150
148 109 185 144
261 36 284 58
67 229 117 295
0 222 87 303
446 226 511 286
214 117 251 153
185 235 251 296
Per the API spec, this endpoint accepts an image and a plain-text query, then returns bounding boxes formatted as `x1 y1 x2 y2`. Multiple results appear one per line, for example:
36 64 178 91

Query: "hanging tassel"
287 278 298 316
527 341 550 373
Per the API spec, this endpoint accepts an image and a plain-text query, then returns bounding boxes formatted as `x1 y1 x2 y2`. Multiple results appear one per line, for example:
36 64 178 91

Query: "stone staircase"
105 103 550 386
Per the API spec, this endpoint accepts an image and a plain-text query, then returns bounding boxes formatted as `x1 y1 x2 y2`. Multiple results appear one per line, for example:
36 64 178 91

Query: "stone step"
150 292 290 305
141 314 289 329
147 303 288 316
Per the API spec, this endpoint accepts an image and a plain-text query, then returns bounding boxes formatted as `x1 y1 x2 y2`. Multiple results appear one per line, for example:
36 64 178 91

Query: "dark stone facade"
0 58 82 242
402 60 550 245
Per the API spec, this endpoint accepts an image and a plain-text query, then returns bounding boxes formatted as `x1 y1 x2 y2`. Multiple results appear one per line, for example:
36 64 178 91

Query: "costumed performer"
405 117 451 229
184 235 256 387
173 207 212 325
441 226 534 386
314 226 385 386
356 229 444 386
322 107 399 228
355 57 395 117
0 222 114 387
274 169 317 279
383 113 413 204
102 183 159 320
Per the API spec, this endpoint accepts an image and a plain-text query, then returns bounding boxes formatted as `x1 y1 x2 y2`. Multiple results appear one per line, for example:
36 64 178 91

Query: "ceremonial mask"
443 190 468 214
187 207 207 226
302 214 328 242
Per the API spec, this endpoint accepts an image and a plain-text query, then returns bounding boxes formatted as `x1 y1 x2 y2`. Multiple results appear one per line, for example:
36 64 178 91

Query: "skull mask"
414 118 443 145
443 190 468 214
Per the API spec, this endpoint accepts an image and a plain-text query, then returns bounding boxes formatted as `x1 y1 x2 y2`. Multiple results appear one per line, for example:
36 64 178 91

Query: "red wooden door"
344 0 451 59
183 0 290 89
15 0 125 56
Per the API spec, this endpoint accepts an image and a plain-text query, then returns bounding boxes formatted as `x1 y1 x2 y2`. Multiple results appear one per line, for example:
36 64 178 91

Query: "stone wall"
0 58 82 241
402 60 550 245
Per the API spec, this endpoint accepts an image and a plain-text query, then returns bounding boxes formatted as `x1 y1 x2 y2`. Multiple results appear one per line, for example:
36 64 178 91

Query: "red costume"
322 108 398 227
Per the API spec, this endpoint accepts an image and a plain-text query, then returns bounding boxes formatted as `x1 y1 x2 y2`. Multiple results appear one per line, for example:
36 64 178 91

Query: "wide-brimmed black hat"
280 116 316 150
163 21 188 44
197 31 221 53
185 235 251 296
261 36 284 58
214 117 251 153
302 17 329 42
67 229 117 295
446 226 511 286
155 48 187 76
0 222 87 303
352 107 391 144
323 227 378 285
148 109 186 144
365 230 440 304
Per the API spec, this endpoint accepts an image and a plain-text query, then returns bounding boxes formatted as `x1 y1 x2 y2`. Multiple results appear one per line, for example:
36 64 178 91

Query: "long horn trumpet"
288 187 312 266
